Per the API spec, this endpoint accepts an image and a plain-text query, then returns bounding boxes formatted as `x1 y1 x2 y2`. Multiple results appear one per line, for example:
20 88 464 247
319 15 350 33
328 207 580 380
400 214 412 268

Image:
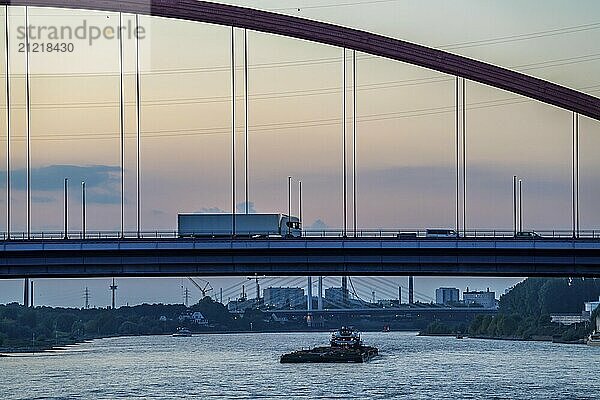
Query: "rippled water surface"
2 332 599 399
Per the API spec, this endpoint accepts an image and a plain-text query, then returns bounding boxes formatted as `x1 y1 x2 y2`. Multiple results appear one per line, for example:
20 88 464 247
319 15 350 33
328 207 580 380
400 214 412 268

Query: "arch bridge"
0 0 599 279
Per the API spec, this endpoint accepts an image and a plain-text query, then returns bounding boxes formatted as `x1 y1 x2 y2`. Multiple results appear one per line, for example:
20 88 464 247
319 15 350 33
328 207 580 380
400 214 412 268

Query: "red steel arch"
2 0 599 120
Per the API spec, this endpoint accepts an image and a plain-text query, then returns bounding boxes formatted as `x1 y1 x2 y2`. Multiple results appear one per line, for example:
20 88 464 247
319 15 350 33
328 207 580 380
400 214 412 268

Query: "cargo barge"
280 327 378 363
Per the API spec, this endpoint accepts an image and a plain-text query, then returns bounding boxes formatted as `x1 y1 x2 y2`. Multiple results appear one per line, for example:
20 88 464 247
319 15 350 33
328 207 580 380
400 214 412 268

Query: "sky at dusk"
0 0 599 307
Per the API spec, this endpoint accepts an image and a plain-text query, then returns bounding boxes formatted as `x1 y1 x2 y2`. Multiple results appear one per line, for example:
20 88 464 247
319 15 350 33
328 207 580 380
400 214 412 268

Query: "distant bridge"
268 307 498 317
2 234 600 279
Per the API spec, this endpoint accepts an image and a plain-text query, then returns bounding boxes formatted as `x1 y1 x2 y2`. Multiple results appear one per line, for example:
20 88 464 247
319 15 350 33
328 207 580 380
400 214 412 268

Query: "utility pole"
84 286 90 309
110 278 118 309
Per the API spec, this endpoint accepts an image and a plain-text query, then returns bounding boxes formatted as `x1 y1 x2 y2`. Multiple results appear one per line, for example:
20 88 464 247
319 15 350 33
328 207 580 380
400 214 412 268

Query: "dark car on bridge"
514 231 543 239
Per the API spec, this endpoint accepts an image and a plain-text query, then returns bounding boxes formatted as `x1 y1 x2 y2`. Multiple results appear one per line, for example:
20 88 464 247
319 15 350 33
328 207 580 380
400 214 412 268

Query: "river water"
1 332 599 399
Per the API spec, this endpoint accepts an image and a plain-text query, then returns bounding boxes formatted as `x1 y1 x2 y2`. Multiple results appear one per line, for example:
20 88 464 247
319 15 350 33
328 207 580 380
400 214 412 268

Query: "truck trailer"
177 213 302 238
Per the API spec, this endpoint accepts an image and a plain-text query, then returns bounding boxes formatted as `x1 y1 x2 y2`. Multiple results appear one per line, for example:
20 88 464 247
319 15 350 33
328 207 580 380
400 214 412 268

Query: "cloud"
307 219 329 230
32 195 56 203
0 164 121 204
236 201 257 213
195 206 227 213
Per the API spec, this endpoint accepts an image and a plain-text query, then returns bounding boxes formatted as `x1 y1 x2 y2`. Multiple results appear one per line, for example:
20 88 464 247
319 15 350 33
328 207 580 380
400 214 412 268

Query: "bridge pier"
307 276 312 312
317 276 323 310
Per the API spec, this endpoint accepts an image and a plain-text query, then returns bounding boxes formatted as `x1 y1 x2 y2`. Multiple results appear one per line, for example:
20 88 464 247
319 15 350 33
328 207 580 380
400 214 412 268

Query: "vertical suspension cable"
576 113 580 236
81 181 86 239
118 12 124 237
518 179 523 232
231 27 236 235
63 178 68 239
4 6 10 238
513 175 517 235
352 50 357 236
287 176 291 236
299 180 302 228
25 6 31 238
244 28 249 215
455 76 459 234
462 78 466 236
342 48 347 237
135 13 141 237
572 112 576 237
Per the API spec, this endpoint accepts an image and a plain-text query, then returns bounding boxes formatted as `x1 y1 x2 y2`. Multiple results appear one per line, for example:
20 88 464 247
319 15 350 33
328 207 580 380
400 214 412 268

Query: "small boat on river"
172 327 192 337
587 332 600 346
588 316 600 347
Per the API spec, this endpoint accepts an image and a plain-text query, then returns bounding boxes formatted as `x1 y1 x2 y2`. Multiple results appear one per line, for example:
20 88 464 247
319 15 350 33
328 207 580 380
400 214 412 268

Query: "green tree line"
0 297 279 351
424 278 600 340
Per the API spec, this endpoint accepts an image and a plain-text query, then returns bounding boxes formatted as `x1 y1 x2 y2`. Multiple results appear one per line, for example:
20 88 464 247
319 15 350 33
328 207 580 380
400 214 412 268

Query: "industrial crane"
187 277 213 298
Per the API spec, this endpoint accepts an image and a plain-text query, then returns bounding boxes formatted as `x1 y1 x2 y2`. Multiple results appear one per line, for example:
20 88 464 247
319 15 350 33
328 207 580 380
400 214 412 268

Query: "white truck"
177 213 302 238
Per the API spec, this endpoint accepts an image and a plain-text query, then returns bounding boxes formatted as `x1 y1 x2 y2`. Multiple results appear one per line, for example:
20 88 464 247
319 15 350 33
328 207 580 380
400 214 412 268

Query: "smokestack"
23 278 29 307
30 281 34 308
408 276 414 304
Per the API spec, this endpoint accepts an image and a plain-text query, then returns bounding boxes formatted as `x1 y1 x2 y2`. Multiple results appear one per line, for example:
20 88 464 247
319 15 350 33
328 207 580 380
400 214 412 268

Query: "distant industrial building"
227 297 259 313
584 296 600 315
551 314 587 326
263 287 304 308
463 288 497 309
436 287 460 305
377 299 401 308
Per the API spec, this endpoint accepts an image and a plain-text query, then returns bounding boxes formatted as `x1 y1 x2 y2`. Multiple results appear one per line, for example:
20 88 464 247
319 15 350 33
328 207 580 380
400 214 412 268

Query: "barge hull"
280 346 378 363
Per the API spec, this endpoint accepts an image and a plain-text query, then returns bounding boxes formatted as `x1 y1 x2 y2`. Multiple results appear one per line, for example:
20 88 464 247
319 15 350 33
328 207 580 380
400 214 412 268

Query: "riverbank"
419 332 587 345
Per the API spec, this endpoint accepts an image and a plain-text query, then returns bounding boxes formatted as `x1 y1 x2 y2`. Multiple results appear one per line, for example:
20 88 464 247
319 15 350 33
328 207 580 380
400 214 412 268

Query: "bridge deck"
2 237 600 278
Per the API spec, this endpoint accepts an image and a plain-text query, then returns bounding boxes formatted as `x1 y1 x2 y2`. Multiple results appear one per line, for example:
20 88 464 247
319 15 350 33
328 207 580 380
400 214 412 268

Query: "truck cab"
282 215 302 238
